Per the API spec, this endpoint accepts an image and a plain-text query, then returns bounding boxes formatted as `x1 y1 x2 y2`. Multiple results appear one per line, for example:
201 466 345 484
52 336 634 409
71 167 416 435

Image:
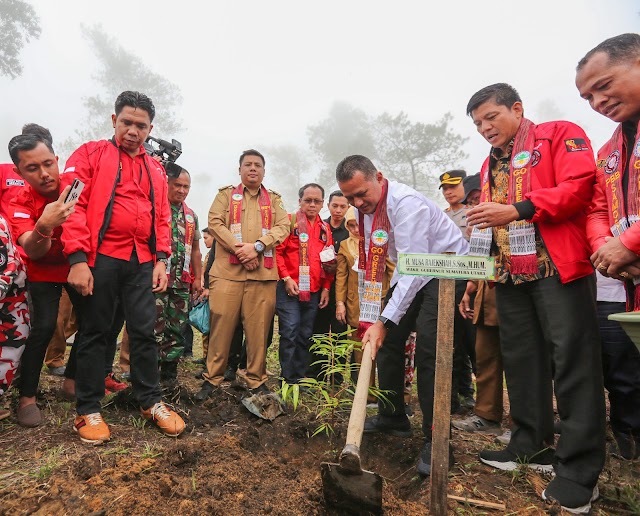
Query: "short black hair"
328 190 346 202
577 33 640 71
335 155 378 182
22 123 53 145
8 134 55 166
115 91 156 122
202 228 211 234
239 149 265 167
466 83 522 116
298 183 325 199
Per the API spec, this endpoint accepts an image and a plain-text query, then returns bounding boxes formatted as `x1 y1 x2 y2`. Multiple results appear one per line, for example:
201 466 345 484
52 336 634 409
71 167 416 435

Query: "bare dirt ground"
0 338 638 515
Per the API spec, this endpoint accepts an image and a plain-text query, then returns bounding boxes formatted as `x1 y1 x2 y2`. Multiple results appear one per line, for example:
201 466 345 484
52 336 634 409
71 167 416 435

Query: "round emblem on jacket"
635 140 640 157
531 149 541 167
299 233 309 243
512 151 531 169
186 214 194 223
604 150 620 174
232 193 243 201
371 229 389 246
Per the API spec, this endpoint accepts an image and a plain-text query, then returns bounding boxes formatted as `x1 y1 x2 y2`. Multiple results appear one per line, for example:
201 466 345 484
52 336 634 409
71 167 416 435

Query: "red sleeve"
323 228 334 289
155 167 171 257
526 122 596 224
586 167 613 253
276 234 292 279
8 189 36 240
60 143 94 259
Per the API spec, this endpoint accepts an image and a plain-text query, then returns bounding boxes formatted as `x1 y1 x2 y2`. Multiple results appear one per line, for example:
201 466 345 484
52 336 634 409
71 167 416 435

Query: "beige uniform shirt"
208 184 290 281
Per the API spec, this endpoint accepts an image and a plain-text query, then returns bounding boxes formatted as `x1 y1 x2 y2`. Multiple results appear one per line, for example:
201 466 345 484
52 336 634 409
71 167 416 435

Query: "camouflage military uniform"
155 203 200 363
0 215 29 394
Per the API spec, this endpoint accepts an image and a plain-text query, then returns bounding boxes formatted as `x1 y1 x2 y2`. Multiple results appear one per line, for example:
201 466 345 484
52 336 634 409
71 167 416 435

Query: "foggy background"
1 0 638 231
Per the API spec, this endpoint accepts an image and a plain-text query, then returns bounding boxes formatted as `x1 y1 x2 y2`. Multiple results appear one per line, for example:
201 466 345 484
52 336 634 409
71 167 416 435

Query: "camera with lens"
144 136 184 179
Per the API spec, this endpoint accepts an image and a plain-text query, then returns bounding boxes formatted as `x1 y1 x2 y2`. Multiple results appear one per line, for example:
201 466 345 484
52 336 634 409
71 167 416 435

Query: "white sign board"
397 253 496 281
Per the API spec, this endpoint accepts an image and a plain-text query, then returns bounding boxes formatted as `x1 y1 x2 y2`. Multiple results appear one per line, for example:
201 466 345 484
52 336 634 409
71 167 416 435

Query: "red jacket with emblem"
60 139 171 267
479 120 596 284
587 129 640 255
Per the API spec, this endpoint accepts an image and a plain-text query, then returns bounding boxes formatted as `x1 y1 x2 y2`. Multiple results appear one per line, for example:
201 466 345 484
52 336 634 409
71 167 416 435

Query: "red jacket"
8 184 69 283
587 128 640 254
60 139 171 267
0 163 25 219
276 214 333 292
480 121 596 284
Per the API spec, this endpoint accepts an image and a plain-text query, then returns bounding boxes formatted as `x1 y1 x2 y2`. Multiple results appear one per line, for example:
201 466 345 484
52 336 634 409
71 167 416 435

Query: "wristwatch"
254 240 266 253
378 316 396 329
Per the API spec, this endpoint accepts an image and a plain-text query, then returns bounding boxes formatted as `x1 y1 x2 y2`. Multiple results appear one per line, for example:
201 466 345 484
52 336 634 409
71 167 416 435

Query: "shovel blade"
321 462 383 515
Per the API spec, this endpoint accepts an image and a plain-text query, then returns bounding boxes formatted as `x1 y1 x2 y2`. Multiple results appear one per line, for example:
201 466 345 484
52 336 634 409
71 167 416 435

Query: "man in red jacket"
276 183 334 385
62 91 184 444
576 33 640 461
465 83 605 514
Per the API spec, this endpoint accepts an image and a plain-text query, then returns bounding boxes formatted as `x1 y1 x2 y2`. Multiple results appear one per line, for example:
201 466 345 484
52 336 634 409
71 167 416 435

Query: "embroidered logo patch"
635 140 640 157
604 150 620 174
512 151 530 169
564 138 589 152
186 214 194 223
531 149 541 167
232 193 243 201
299 233 309 243
371 230 389 246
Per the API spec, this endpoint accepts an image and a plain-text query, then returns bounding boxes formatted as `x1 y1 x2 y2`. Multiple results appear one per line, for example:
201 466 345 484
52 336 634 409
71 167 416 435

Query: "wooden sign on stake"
397 252 495 516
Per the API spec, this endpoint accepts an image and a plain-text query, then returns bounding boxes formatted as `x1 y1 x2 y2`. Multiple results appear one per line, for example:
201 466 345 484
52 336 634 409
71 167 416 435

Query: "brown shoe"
74 413 110 445
141 402 185 437
17 404 43 427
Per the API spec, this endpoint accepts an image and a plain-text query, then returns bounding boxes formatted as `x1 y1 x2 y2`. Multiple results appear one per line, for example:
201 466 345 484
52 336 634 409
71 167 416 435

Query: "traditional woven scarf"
598 120 640 309
357 178 391 337
180 203 196 282
295 210 312 302
469 118 538 274
228 184 273 268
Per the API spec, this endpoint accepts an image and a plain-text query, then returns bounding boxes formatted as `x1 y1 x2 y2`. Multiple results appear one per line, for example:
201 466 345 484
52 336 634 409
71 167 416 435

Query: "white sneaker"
495 429 512 445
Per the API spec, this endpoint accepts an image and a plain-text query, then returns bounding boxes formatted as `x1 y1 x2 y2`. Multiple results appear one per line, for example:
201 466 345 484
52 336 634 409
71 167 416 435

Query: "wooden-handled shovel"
321 342 383 515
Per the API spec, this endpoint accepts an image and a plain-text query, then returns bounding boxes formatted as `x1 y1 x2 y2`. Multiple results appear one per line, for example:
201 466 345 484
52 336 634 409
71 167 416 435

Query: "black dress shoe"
363 415 412 437
248 383 270 395
194 381 217 402
416 440 455 476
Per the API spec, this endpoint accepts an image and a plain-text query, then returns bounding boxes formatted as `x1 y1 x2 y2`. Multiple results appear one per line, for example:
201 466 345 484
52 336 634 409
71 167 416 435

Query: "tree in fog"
372 112 468 198
308 103 467 199
264 144 314 211
0 0 41 79
307 101 377 187
61 25 183 155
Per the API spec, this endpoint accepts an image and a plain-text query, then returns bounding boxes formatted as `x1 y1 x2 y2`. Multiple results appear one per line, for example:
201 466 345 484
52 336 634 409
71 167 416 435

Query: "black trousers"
597 301 640 437
496 274 605 488
74 252 161 415
377 279 465 437
19 282 82 398
65 297 124 379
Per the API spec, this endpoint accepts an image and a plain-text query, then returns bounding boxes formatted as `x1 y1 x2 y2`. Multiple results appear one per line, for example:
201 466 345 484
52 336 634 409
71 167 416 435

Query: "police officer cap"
438 169 466 188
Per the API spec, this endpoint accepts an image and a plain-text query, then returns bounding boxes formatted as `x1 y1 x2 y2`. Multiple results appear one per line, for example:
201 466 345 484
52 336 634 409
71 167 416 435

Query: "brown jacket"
335 242 395 328
472 281 499 327
208 184 290 282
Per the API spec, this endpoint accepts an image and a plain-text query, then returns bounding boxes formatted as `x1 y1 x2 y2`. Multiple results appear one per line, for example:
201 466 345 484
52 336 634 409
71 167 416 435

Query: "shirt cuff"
514 200 535 221
68 251 87 266
156 252 168 260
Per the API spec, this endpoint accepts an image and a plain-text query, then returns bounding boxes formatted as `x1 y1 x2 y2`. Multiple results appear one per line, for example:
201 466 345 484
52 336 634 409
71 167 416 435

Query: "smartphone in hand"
65 179 85 203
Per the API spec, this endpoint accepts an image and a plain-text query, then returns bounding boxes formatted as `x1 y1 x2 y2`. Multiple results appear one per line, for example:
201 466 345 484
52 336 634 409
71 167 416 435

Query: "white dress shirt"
359 180 469 324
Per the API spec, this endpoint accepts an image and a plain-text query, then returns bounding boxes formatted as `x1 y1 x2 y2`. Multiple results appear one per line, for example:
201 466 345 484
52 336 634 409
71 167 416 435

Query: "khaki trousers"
204 278 276 388
473 325 503 422
119 329 130 372
45 289 77 368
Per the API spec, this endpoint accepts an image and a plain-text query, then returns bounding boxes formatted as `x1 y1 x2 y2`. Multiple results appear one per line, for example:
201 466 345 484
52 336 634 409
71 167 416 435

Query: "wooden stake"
429 276 456 516
447 495 506 511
